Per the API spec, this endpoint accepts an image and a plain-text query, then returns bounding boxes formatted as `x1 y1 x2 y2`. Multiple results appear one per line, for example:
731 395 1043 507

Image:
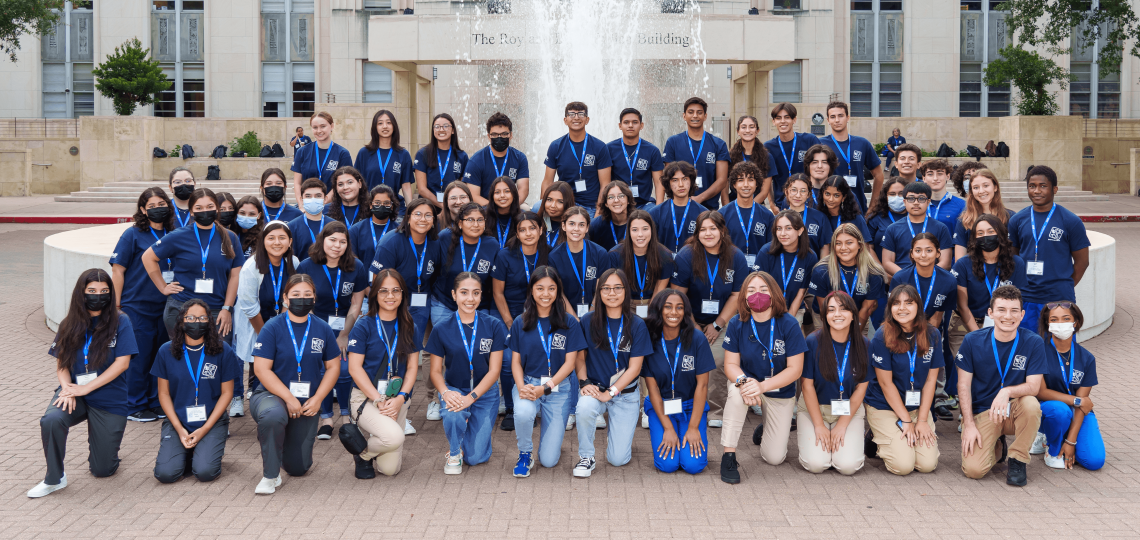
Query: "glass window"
1069 62 1091 117
772 61 802 103
182 63 205 117
960 1 982 10
959 63 982 117
292 63 315 118
363 62 393 103
772 0 800 9
880 1 902 10
72 62 95 117
152 0 175 10
155 63 177 117
878 63 902 117
182 0 204 10
852 1 872 10
42 63 68 118
1097 71 1120 119
262 63 286 117
987 80 1010 117
850 63 873 117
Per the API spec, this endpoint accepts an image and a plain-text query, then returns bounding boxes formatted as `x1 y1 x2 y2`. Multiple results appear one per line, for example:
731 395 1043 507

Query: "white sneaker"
1044 452 1066 469
404 419 417 435
499 398 507 415
27 475 66 498
750 405 763 416
254 476 282 495
228 396 244 417
444 452 464 475
596 415 607 429
426 400 442 421
572 456 596 478
641 411 649 429
1030 432 1047 455
708 419 723 428
565 414 576 431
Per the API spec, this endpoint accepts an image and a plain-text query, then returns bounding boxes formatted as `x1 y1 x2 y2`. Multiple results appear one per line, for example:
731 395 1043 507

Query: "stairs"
56 179 296 203
998 182 1109 204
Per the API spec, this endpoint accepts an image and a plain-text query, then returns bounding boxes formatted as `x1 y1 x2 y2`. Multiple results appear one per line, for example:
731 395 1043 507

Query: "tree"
0 0 64 62
1000 0 1139 79
91 37 172 116
984 44 1070 115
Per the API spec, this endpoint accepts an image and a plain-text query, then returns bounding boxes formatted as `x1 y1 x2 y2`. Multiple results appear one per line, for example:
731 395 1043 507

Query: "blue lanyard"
341 204 359 224
624 139 642 177
838 267 858 296
436 147 453 187
661 337 683 400
496 217 511 246
456 313 479 389
832 213 842 231
322 265 343 316
546 229 560 247
905 343 918 390
606 316 625 372
268 262 285 313
521 249 538 283
928 193 949 220
1051 337 1076 395
376 317 398 379
670 200 692 251
983 263 999 295
489 148 509 178
750 318 776 377
833 340 851 399
610 221 626 247
460 237 482 273
148 227 172 270
811 189 818 207
174 206 191 227
830 135 852 171
193 226 216 277
779 252 799 293
306 215 326 244
634 254 648 300
371 219 391 249
286 318 312 382
567 134 590 178
687 132 706 167
888 211 901 224
906 217 929 237
704 254 720 299
778 134 797 173
565 243 588 304
408 236 426 292
536 319 553 376
1029 203 1058 261
913 268 936 313
82 332 93 374
376 147 393 181
183 345 205 406
313 143 334 177
990 330 1020 388
734 202 756 254
262 201 283 222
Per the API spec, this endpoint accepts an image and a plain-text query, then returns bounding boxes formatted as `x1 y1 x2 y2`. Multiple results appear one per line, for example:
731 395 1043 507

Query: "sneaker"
254 476 282 495
708 419 723 428
720 452 740 484
354 455 376 479
945 396 960 410
864 429 878 459
426 400 442 421
572 456 596 478
790 416 797 431
228 396 244 417
404 419 417 435
1030 432 1047 455
500 412 515 431
1006 457 1028 486
513 452 534 478
27 475 66 498
934 405 954 422
151 407 167 419
444 452 464 475
596 415 606 429
127 409 158 423
997 435 1008 464
565 414 576 431
317 425 333 440
641 411 649 429
752 423 764 446
499 399 507 415
749 405 763 416
1044 452 1066 469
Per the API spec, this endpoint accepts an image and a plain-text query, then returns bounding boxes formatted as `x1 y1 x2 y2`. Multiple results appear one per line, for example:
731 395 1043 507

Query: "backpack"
206 165 220 180
152 147 167 158
211 145 228 159
259 145 273 158
966 145 983 160
996 141 1010 157
935 143 955 158
271 143 285 158
985 140 997 157
231 151 247 158
181 144 195 159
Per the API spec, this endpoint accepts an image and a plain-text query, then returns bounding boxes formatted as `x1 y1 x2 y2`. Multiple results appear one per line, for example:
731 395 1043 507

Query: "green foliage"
873 142 887 153
920 149 936 158
169 144 181 158
956 149 970 158
1000 0 1138 80
229 131 262 157
0 0 63 62
983 44 1069 116
91 38 172 116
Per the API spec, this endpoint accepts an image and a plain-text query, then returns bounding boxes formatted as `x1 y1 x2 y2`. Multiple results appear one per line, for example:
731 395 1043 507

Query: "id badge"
905 391 921 407
609 368 626 386
410 293 427 307
76 371 97 385
844 175 857 188
436 192 444 203
701 300 719 315
1027 261 1044 275
636 305 649 318
663 399 683 415
329 316 346 331
577 304 589 317
575 179 587 193
695 176 704 188
186 405 207 422
289 381 311 398
162 271 175 283
630 186 639 198
982 315 994 328
540 376 559 392
194 278 214 294
377 379 389 395
830 399 852 416
745 254 756 267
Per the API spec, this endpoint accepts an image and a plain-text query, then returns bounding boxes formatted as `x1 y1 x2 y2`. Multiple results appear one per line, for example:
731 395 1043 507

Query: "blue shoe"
513 452 534 478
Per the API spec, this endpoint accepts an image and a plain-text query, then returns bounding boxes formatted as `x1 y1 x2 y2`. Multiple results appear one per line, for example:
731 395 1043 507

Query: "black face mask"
287 297 315 317
173 184 195 200
976 235 1000 252
183 321 209 340
84 292 112 312
193 210 217 226
372 204 393 221
264 186 286 203
146 206 171 223
217 211 236 226
490 136 510 152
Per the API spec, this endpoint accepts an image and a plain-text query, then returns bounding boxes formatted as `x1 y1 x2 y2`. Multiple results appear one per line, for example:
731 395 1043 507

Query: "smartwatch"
713 321 723 332
1073 397 1083 407
607 386 618 398
221 305 233 313
469 391 479 401
543 384 552 396
397 391 411 402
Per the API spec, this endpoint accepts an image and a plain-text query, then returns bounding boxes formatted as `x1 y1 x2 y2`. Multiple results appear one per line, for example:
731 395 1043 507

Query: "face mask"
183 321 209 340
975 235 1000 252
1049 322 1075 340
372 204 393 221
236 215 259 230
490 136 510 152
173 184 194 200
146 206 171 223
963 180 970 193
192 210 217 226
747 292 772 312
217 211 236 226
887 195 906 213
84 292 112 312
303 198 325 215
287 297 315 317
264 186 285 203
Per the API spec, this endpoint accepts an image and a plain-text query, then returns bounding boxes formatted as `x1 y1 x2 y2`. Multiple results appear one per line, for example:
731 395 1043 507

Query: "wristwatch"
469 391 479 400
734 374 747 386
397 391 411 402
221 305 232 312
607 386 618 398
543 384 552 396
1073 397 1083 407
713 321 723 332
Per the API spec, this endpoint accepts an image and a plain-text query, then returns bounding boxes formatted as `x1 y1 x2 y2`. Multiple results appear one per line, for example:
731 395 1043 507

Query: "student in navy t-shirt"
588 181 634 252
291 112 353 202
463 112 531 206
430 203 500 327
821 101 883 211
819 175 873 243
354 110 415 213
648 161 708 253
755 209 819 319
348 185 397 275
549 206 612 317
169 168 196 229
719 161 775 268
952 215 1027 331
370 198 441 350
888 233 957 327
486 178 521 249
952 168 1015 260
780 174 833 257
609 210 676 314
288 178 333 263
726 115 778 206
662 97 730 210
259 168 303 225
865 176 910 261
881 182 952 275
884 128 905 170
919 159 966 236
323 166 370 227
765 103 823 209
414 113 469 210
607 108 664 210
542 102 613 217
1035 302 1104 471
807 223 888 332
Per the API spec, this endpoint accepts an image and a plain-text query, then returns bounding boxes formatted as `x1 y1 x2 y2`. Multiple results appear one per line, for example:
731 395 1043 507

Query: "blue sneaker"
513 452 534 478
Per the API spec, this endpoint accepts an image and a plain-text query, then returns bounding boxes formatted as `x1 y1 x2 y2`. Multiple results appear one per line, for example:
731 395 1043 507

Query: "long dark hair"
396 198 439 241
486 176 520 217
597 180 634 222
132 187 174 231
446 202 491 267
326 166 371 223
821 175 859 221
368 269 417 359
686 211 735 286
54 269 119 373
619 210 665 296
214 191 240 237
255 221 296 275
537 181 575 225
365 109 403 153
589 268 634 351
881 284 932 355
189 188 236 259
728 115 770 178
308 220 357 270
427 112 462 170
866 176 911 220
170 299 224 360
234 195 265 254
769 209 811 258
521 266 570 332
506 211 550 267
645 289 695 349
813 292 867 383
968 214 1016 283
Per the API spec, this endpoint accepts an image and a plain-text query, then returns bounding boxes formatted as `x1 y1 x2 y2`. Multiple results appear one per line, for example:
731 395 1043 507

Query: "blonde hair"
960 168 1009 234
820 223 888 292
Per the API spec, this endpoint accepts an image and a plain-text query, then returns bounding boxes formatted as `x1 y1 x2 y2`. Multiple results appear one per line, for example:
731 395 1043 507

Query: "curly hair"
132 187 175 231
170 299 224 360
967 214 1017 284
821 175 860 222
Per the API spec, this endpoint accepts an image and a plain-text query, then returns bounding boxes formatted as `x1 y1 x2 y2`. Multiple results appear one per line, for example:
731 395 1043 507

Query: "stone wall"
78 116 163 191
0 140 80 195
151 157 295 181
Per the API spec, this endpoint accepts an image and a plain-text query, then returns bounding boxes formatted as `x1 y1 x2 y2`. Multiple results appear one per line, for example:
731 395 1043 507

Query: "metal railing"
1083 118 1140 138
0 119 80 139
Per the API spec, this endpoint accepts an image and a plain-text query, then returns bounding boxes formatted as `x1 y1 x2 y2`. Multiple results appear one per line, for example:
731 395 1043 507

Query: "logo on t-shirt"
853 150 863 162
586 266 597 280
923 347 934 361
688 221 697 233
808 224 819 236
341 282 355 295
348 339 357 347
584 154 596 166
202 363 218 379
681 355 695 371
509 168 518 178
479 338 493 353
795 268 805 281
872 353 884 365
856 282 868 294
477 259 491 273
1013 355 1027 370
551 334 566 350
797 150 807 163
753 223 766 237
453 162 462 174
774 340 785 355
109 336 117 348
1071 369 1085 385
311 338 325 353
326 160 339 171
425 261 435 274
934 294 946 307
392 162 402 173
705 151 715 164
1048 227 1064 241
724 270 734 283
723 335 731 345
635 159 648 171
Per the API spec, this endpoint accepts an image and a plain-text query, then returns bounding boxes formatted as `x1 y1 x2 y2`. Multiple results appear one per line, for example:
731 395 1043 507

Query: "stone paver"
0 222 1137 538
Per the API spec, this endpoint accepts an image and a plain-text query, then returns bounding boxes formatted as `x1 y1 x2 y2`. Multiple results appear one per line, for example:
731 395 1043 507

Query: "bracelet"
1064 439 1077 447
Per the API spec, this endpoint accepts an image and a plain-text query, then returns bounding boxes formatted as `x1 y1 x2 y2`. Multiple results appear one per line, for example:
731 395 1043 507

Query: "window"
1069 6 1121 119
772 61 801 103
40 1 94 118
151 0 205 117
363 63 393 103
959 1 1009 116
292 63 315 118
182 64 205 117
1070 63 1091 117
987 80 1010 117
878 63 901 116
262 0 316 117
850 1 902 116
772 0 800 10
155 64 176 116
1098 71 1120 118
959 63 982 117
850 63 873 117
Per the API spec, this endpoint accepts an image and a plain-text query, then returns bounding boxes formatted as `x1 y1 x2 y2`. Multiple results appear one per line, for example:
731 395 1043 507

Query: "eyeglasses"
607 194 627 202
376 288 402 297
601 286 625 294
904 196 929 203
787 187 809 195
1045 301 1075 310
545 197 563 205
410 211 432 221
447 197 469 204
433 124 453 132
183 315 210 323
171 179 194 186
566 112 587 119
489 134 510 140
462 217 486 225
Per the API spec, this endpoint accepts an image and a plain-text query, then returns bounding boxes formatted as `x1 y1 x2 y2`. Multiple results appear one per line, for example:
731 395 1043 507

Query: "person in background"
764 103 822 211
802 144 836 210
884 128 905 171
168 167 196 228
542 102 613 218
953 168 1013 260
415 113 469 211
648 161 708 254
951 160 987 198
893 143 921 184
819 175 873 244
291 112 352 203
324 166 371 227
290 126 311 153
215 191 239 234
438 181 474 233
919 159 965 236
607 107 665 210
726 115 776 207
286 178 331 263
864 176 910 261
822 101 883 211
589 181 635 252
663 97 730 210
463 112 530 207
719 161 775 269
259 168 302 224
355 110 415 212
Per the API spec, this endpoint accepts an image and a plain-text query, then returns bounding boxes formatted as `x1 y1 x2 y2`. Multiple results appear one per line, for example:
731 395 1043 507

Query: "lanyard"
832 213 842 231
460 237 482 273
779 252 799 293
990 330 1020 388
376 317 398 380
913 268 936 313
1052 337 1076 395
313 143 334 177
778 134 797 173
341 204 359 224
624 140 642 178
82 332 93 374
268 262 285 313
456 313 479 389
662 337 683 400
193 226 216 278
839 267 859 296
521 250 538 283
183 345 205 406
376 147 393 182
174 206 191 228
983 263 999 295
262 201 283 222
286 317 312 382
705 254 720 300
1029 203 1058 261
306 215 326 244
906 217 929 237
888 211 901 224
670 200 692 251
565 243 588 304
830 135 852 172
496 217 511 246
734 202 756 254
435 147 453 188
148 228 172 270
634 254 648 300
833 340 851 399
406 237 427 292
610 221 626 247
750 318 776 377
567 134 590 178
905 343 918 391
606 316 625 372
547 229 560 247
322 265 343 316
928 193 949 220
489 148 509 178
371 220 391 249
686 132 706 167
536 318 553 377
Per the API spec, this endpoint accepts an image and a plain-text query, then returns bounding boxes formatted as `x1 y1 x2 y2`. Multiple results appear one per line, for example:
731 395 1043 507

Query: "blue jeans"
1021 301 1044 335
637 201 657 212
513 376 572 467
440 383 500 465
645 397 708 474
430 297 453 329
411 304 430 348
489 308 514 412
575 203 596 219
1039 401 1105 470
575 389 640 466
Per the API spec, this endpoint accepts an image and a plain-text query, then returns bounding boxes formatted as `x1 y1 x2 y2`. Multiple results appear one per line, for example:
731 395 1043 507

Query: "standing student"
864 176 910 260
464 112 530 206
345 269 420 479
1007 165 1090 333
250 274 342 494
880 182 953 275
111 188 176 423
643 290 715 474
169 167 196 229
781 174 833 256
953 168 1013 260
233 196 265 259
507 267 586 476
349 185 397 274
426 272 508 474
291 112 352 202
260 168 303 224
290 126 311 153
808 223 888 333
764 103 822 210
956 285 1046 485
287 178 331 262
821 101 884 210
431 203 499 326
719 161 775 268
28 269 138 499
438 181 474 232
893 143 921 183
324 166 370 226
151 300 239 484
573 269 653 477
920 159 966 235
888 234 958 327
542 101 613 217
648 161 708 254
607 107 664 210
819 175 873 243
719 271 808 484
802 145 836 209
354 110 415 212
415 113 469 209
609 209 674 318
537 181 574 247
798 292 872 475
884 128 905 171
486 176 521 247
662 97 730 210
864 285 942 476
726 115 776 206
588 181 634 252
549 206 612 319
953 215 1027 333
755 210 819 324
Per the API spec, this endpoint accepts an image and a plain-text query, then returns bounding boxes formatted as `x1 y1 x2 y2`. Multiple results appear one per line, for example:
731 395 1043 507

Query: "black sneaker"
864 429 878 459
151 407 167 419
934 405 954 421
790 416 797 431
127 409 158 423
317 425 333 440
997 435 1008 464
500 411 515 431
720 452 741 484
1006 457 1027 486
751 423 763 446
354 455 376 479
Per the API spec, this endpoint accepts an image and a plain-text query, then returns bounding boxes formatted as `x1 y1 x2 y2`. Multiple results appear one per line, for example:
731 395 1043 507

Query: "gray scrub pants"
40 390 127 485
163 297 233 344
250 388 319 479
153 417 229 483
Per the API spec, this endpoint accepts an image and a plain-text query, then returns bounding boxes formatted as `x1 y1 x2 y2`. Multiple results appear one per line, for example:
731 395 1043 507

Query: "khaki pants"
349 388 410 476
707 326 727 421
796 399 865 475
721 383 795 465
961 396 1041 479
866 405 939 475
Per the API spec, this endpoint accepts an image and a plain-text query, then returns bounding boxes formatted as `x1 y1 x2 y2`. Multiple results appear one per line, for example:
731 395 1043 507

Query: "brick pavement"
0 222 1137 539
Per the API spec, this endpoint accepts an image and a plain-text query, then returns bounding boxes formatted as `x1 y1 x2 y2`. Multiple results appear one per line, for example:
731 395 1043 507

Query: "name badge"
695 176 704 188
905 391 921 407
745 254 756 267
701 300 719 315
982 315 994 328
162 271 175 283
377 379 389 395
630 186 639 198
577 304 589 317
195 279 214 294
186 405 207 422
1027 261 1044 275
436 192 444 203
830 399 852 416
411 293 428 307
76 371 97 385
663 398 683 415
540 376 559 392
609 368 626 386
575 179 587 193
636 305 649 318
844 175 857 187
329 316 346 331
290 381 311 399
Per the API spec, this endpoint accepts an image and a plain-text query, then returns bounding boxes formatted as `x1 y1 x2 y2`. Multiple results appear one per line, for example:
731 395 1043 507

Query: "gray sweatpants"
39 390 127 485
153 417 229 483
250 389 318 479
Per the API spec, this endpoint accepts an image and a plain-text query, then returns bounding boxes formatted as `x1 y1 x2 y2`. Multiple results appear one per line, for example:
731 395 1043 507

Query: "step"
1000 183 1078 192
1003 194 1110 203
55 178 296 203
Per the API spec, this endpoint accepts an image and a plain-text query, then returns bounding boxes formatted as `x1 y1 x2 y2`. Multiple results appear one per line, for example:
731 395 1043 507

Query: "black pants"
153 417 229 483
250 389 318 479
40 390 127 485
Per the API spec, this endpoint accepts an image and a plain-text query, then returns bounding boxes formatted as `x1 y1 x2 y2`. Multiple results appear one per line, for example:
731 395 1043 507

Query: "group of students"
28 100 1106 499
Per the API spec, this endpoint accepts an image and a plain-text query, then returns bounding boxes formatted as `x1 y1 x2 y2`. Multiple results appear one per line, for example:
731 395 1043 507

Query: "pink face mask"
747 292 772 312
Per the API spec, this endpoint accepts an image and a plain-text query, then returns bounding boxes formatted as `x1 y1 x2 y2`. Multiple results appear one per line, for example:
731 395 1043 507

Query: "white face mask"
887 195 906 213
303 198 324 215
1050 322 1075 340
963 179 970 193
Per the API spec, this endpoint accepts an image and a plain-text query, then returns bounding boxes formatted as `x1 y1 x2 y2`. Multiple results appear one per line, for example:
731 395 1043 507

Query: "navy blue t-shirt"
754 243 818 304
952 209 1016 248
607 244 676 302
671 246 751 325
881 217 953 267
371 232 442 296
354 146 414 211
110 225 170 312
955 327 1048 414
888 265 958 319
463 146 530 200
802 332 873 404
431 231 500 311
547 240 612 309
349 218 395 279
792 207 834 256
323 202 366 227
1041 340 1098 395
347 315 421 385
149 225 246 310
413 146 470 198
260 202 303 224
821 134 880 210
719 201 775 259
951 256 1028 319
150 341 240 430
172 205 194 229
252 315 342 404
49 314 139 416
648 199 708 253
291 141 353 191
588 216 629 252
544 133 613 209
578 311 653 386
864 326 945 411
764 132 822 208
867 211 906 258
296 258 368 322
822 212 873 247
926 194 966 236
606 137 665 205
286 214 331 263
1007 204 1091 304
645 332 716 402
662 131 731 209
506 315 587 380
488 211 516 248
808 263 885 308
491 247 545 318
424 312 507 391
256 261 294 322
721 312 807 399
